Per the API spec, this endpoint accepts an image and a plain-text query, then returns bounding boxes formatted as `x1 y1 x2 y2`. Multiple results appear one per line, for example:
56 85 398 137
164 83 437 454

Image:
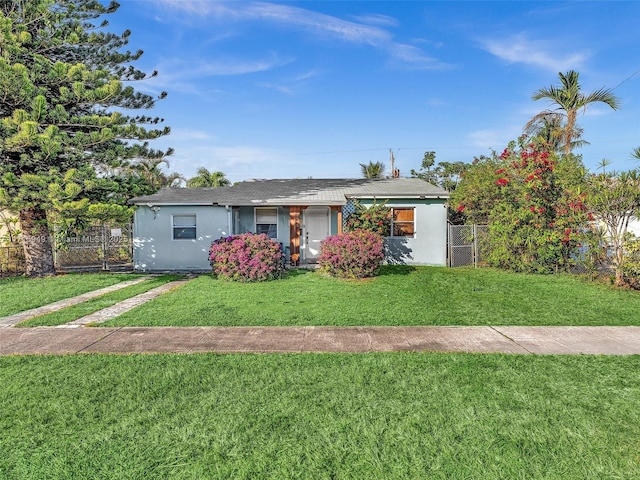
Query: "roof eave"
230 200 347 207
346 194 450 199
130 201 220 206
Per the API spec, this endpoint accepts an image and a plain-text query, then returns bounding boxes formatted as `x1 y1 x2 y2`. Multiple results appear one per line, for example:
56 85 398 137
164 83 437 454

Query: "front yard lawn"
0 273 143 317
1 353 639 479
17 275 183 327
103 266 640 327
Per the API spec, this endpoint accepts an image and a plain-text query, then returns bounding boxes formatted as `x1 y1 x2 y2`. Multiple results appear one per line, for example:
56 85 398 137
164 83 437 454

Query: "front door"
303 207 330 262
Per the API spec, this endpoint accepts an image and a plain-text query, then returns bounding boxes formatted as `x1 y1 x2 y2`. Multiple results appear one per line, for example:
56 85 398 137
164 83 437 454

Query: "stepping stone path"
59 278 192 327
0 276 152 327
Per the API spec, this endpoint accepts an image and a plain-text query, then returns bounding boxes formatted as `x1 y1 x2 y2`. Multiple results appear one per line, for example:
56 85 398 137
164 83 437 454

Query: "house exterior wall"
235 206 291 251
133 205 229 272
359 198 448 266
133 197 448 271
627 219 640 237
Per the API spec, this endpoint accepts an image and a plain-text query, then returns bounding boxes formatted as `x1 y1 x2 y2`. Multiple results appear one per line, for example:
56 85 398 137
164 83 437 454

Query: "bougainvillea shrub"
453 138 592 273
344 200 391 236
209 233 284 282
318 229 384 279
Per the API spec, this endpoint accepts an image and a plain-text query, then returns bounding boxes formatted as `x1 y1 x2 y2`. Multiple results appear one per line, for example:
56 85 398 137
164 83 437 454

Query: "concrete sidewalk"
1 325 640 356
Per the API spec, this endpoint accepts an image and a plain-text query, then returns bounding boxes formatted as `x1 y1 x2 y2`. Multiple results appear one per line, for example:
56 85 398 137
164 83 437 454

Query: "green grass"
0 273 143 317
17 275 183 327
103 266 640 327
1 353 639 479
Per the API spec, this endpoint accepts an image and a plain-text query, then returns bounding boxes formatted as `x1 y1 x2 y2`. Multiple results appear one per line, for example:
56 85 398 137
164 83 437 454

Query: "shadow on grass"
378 265 417 276
284 268 313 278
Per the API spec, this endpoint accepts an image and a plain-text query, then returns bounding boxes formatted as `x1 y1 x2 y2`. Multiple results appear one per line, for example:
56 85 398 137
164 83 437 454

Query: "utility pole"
389 149 395 178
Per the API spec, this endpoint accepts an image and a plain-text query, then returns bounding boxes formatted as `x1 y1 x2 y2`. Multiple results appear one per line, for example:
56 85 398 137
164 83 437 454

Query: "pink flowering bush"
318 229 384 279
209 233 284 282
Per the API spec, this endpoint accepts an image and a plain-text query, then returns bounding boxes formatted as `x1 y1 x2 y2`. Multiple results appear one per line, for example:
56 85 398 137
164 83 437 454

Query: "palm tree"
632 147 640 161
523 112 585 153
163 171 187 188
360 161 386 179
131 158 186 190
528 70 620 156
187 167 231 188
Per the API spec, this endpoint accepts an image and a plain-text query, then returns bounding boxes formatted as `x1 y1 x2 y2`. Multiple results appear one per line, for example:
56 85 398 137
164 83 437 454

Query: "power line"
613 70 640 90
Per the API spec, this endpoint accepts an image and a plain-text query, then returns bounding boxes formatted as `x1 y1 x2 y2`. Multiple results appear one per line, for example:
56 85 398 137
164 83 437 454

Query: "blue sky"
112 1 640 183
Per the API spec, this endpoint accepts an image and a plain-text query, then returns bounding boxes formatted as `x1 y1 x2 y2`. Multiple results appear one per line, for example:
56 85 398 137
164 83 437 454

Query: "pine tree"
0 1 172 276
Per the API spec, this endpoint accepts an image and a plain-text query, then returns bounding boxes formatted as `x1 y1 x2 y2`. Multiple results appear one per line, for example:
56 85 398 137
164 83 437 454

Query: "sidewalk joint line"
75 327 124 354
301 326 311 352
489 326 533 354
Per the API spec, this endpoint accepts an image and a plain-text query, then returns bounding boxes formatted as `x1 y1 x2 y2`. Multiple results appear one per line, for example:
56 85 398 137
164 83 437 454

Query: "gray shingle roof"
129 178 449 206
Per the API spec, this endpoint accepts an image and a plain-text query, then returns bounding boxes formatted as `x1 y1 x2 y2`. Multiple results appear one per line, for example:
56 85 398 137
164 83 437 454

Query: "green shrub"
344 200 391 236
622 236 640 289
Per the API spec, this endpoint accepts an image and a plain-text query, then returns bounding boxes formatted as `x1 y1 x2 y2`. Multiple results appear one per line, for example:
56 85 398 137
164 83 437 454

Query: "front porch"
287 205 343 265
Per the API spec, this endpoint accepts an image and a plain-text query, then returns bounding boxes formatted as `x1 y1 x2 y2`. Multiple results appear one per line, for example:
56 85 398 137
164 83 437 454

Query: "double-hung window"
173 214 197 240
255 207 278 238
390 208 415 237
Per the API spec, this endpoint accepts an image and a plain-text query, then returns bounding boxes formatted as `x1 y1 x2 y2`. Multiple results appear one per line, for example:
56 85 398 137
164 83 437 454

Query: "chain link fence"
0 223 133 276
448 224 489 267
55 224 133 271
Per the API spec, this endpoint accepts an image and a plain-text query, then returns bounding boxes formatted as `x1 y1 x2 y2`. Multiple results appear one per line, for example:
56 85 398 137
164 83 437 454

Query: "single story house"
129 177 449 272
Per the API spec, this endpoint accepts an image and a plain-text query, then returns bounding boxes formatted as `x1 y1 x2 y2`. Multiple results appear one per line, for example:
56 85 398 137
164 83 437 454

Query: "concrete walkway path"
1 325 640 356
60 278 192 327
0 276 152 328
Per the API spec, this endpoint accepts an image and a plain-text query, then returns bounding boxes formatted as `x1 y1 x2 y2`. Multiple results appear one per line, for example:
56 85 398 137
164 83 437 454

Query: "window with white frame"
172 214 197 240
255 207 278 238
390 208 415 237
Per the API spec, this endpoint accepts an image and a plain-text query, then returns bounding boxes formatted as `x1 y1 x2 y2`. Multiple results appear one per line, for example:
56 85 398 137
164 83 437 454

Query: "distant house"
129 177 449 272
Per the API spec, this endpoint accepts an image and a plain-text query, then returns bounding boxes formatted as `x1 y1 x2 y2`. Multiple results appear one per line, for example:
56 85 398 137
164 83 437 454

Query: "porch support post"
335 207 343 234
289 206 302 264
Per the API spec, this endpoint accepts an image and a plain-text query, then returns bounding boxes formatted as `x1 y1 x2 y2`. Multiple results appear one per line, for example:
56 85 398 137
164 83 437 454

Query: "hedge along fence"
318 229 384 279
209 233 285 282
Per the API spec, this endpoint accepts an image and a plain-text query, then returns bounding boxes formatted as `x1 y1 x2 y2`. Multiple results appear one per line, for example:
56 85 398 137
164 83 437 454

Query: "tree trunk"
613 244 626 287
19 206 56 277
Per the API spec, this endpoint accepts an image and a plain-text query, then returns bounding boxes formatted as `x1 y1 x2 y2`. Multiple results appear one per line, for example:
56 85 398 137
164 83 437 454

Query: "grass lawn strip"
1 353 639 479
0 273 144 317
103 266 640 327
17 275 185 328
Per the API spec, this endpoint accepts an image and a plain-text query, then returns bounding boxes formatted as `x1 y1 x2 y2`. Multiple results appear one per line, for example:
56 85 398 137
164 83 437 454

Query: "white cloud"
479 33 589 72
138 53 293 95
162 53 292 78
294 69 323 82
168 142 288 179
151 0 450 70
351 13 400 28
258 69 323 95
388 43 448 70
151 0 233 17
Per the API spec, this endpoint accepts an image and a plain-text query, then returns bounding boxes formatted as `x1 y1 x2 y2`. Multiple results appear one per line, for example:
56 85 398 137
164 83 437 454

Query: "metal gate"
448 224 489 267
54 223 133 271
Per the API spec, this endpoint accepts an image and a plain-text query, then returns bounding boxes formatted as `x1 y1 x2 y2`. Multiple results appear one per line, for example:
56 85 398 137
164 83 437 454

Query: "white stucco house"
129 177 449 272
